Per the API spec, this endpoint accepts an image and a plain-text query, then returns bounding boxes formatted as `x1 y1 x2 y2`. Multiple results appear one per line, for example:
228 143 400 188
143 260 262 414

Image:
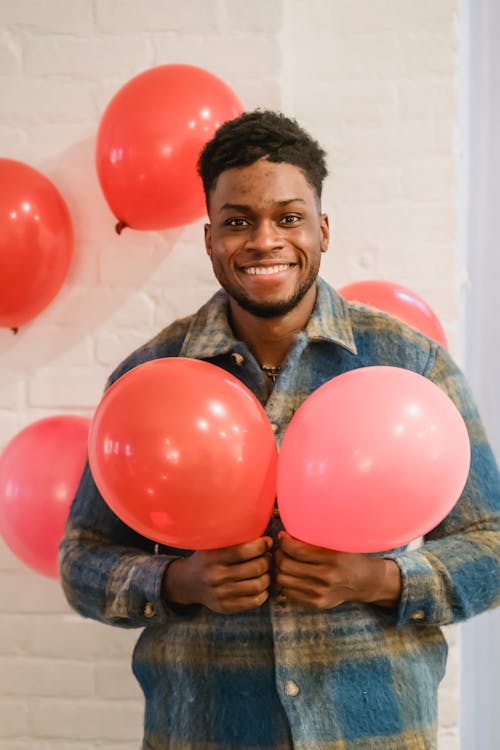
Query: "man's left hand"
274 532 402 610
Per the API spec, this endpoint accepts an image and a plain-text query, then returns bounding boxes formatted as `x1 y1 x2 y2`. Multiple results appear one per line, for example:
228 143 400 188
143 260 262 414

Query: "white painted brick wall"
0 1 461 747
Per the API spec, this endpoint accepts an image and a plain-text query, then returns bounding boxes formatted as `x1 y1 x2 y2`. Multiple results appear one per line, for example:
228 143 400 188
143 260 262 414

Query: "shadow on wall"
0 134 188 372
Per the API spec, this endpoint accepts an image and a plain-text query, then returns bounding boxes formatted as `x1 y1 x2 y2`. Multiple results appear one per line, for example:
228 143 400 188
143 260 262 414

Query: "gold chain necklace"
261 365 281 383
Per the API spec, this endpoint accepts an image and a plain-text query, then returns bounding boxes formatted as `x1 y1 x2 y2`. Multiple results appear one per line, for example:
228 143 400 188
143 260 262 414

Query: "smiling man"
205 159 328 315
204 158 329 393
60 111 500 750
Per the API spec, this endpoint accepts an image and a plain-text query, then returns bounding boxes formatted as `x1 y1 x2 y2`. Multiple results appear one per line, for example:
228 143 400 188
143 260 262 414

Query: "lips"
242 263 294 276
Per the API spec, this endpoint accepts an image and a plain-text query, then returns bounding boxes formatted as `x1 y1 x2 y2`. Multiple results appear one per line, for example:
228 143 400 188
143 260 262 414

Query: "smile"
243 264 292 276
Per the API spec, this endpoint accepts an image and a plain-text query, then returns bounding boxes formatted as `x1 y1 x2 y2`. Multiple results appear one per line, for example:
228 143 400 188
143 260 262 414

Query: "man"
60 110 500 750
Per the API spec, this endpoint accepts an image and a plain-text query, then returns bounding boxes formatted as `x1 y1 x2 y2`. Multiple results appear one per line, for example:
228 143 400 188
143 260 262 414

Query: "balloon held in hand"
88 359 277 549
277 366 470 553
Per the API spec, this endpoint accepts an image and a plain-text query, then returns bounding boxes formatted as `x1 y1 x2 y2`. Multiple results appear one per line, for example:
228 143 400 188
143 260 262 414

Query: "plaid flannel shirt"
60 277 500 750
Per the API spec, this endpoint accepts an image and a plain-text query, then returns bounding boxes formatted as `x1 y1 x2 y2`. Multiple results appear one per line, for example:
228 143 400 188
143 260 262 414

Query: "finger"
214 589 270 614
214 537 273 565
279 532 337 564
276 572 326 596
217 573 271 600
275 554 311 578
211 556 271 585
226 590 269 614
275 552 332 585
280 583 342 610
278 570 353 607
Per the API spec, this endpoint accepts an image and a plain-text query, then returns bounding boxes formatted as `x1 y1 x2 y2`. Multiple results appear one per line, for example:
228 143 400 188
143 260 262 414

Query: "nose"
246 219 284 252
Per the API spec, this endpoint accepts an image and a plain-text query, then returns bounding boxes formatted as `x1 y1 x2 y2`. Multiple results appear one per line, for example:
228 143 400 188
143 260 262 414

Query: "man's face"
204 159 329 318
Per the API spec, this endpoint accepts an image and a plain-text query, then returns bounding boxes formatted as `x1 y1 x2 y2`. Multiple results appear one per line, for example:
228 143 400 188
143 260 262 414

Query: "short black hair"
197 109 328 206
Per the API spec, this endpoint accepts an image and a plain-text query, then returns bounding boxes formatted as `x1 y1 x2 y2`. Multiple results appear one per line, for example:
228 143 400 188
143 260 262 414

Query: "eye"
224 217 249 228
281 214 301 225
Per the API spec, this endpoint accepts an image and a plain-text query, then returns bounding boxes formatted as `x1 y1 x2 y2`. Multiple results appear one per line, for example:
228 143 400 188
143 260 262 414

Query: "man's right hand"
162 537 273 614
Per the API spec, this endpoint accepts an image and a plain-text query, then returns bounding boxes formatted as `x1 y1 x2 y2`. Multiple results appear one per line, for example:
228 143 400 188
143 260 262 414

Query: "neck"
229 284 317 368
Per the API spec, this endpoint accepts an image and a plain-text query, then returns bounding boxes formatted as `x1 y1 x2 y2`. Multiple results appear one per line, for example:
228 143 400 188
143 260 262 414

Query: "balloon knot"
11 327 19 335
115 220 128 235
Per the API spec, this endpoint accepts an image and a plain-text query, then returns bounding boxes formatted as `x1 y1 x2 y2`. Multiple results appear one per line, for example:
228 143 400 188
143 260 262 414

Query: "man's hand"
274 532 401 610
163 537 273 614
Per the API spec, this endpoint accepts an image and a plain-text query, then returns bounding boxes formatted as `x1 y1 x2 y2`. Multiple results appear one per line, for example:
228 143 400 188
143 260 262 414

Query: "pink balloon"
277 366 470 552
338 280 448 348
0 416 90 578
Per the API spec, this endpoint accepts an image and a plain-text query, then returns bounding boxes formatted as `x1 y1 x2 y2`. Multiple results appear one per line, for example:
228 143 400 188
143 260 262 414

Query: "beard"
217 266 319 319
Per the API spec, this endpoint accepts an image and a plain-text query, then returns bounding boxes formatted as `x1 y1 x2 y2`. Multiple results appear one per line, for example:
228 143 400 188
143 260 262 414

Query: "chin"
235 293 304 318
222 271 318 319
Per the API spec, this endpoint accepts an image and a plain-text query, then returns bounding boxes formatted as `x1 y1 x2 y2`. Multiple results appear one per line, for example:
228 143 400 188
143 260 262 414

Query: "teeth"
245 264 290 276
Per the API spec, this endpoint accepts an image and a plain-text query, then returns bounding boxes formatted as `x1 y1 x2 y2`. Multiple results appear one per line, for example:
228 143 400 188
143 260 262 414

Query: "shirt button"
144 602 155 618
410 609 425 622
272 505 280 517
284 680 300 697
271 423 279 433
275 593 287 606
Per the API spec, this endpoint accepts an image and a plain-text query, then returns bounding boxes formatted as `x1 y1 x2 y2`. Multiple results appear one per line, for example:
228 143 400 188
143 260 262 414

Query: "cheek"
297 234 323 261
209 249 234 277
211 239 239 263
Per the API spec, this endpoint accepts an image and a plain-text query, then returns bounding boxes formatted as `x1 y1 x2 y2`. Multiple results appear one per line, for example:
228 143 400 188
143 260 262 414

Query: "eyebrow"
218 198 307 213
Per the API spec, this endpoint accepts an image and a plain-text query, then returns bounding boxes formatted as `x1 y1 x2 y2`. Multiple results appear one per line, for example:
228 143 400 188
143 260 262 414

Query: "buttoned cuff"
128 554 199 625
384 550 447 626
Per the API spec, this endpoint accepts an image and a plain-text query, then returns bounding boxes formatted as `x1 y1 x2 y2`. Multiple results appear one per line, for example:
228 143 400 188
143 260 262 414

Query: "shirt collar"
305 277 358 353
179 276 358 360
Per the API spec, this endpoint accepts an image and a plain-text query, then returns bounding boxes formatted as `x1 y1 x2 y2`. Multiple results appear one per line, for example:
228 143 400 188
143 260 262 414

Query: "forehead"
208 159 317 212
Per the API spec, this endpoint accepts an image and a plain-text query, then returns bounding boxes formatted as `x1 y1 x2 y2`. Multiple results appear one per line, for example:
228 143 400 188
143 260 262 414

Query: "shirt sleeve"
388 344 500 627
59 461 194 628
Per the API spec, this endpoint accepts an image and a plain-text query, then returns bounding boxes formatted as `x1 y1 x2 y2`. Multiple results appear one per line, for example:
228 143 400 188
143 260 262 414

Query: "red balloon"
277 366 470 553
95 64 243 231
0 416 90 578
0 159 74 329
338 280 448 348
88 359 277 549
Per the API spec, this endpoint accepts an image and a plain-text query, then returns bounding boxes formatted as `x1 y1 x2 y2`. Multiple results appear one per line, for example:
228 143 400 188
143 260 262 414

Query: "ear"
204 223 212 258
320 214 330 254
